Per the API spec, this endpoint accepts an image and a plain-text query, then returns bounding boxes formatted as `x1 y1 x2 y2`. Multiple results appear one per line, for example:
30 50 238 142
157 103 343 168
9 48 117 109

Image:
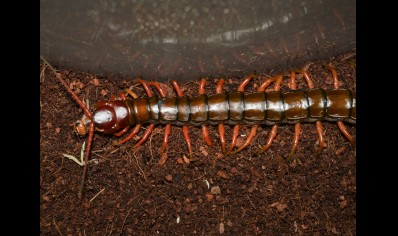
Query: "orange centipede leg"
237 73 255 92
337 121 355 144
218 123 227 154
226 125 241 155
116 125 142 145
230 125 259 155
124 88 138 99
315 121 325 155
199 78 214 146
288 123 301 159
326 63 340 89
133 124 155 149
136 79 154 97
171 80 193 158
111 94 118 100
171 80 184 97
159 124 171 155
201 126 214 147
113 126 130 137
182 126 193 158
118 91 127 100
148 81 167 97
258 125 279 154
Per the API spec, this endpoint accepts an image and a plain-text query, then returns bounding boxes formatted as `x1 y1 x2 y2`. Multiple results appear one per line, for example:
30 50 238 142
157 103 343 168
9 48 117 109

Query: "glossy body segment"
125 89 356 127
243 92 266 122
283 90 308 123
208 93 229 122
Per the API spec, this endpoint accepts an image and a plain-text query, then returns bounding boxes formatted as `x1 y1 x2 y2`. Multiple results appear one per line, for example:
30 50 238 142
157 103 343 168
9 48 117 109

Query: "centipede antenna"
41 56 94 199
40 56 93 120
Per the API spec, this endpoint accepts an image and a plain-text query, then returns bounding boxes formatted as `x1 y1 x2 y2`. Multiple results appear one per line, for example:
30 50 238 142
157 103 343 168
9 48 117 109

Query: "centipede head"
89 100 132 134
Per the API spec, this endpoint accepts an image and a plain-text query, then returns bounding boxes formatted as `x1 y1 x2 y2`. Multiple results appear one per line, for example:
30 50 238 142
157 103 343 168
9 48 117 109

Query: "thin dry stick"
89 188 105 203
130 152 148 181
120 206 133 233
53 218 63 236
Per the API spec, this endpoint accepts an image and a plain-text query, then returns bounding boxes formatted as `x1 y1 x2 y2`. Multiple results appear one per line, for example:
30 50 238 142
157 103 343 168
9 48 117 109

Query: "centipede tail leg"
171 80 193 158
199 78 214 147
327 63 355 145
257 75 283 154
148 81 173 156
227 74 255 155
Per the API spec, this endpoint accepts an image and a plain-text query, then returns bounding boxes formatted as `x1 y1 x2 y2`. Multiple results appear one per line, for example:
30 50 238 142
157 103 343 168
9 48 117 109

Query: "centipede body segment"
49 63 356 166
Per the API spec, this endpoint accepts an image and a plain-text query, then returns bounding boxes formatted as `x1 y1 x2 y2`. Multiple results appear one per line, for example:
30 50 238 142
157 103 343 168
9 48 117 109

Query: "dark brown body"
124 88 355 128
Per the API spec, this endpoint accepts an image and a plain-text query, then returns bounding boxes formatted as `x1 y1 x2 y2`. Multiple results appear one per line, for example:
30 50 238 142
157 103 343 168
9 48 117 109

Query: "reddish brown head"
91 100 132 134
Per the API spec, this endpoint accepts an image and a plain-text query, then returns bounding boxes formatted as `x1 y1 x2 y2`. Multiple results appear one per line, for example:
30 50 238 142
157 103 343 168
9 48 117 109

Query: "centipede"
41 57 355 196
45 60 356 159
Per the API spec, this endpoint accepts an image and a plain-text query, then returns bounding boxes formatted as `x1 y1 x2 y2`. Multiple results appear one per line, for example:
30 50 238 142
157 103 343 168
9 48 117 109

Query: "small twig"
246 195 256 209
40 63 48 83
53 218 63 236
40 56 58 75
89 188 105 203
131 153 148 181
120 206 133 233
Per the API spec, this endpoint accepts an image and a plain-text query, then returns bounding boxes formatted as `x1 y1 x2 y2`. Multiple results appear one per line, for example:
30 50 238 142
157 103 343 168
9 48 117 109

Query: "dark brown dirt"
40 51 356 235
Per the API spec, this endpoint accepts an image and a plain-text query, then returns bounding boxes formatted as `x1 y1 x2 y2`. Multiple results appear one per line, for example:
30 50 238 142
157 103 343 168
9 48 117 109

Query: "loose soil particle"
40 52 356 235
